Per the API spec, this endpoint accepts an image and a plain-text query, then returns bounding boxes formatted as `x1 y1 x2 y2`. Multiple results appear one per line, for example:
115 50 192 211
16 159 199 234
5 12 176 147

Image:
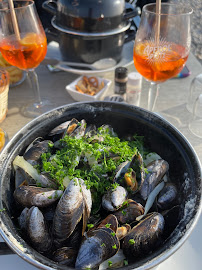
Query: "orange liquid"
133 42 188 83
0 33 47 70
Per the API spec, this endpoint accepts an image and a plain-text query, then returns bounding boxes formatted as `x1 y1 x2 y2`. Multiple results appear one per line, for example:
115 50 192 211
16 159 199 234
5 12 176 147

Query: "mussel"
102 186 128 212
52 247 77 266
139 159 169 200
157 183 178 210
14 186 63 208
23 139 52 166
26 206 52 253
52 178 92 245
113 199 144 224
122 212 165 258
75 227 120 269
113 153 145 193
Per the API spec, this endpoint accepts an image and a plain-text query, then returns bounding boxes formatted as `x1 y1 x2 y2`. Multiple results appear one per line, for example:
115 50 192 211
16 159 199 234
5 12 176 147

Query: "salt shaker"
126 72 142 106
114 67 128 99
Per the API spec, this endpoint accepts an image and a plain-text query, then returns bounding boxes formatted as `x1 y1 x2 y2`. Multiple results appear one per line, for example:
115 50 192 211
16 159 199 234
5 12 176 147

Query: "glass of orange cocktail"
0 1 51 117
133 3 193 111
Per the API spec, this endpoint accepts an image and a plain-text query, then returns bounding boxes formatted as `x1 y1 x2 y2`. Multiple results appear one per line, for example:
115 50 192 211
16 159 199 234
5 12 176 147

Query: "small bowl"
66 76 112 102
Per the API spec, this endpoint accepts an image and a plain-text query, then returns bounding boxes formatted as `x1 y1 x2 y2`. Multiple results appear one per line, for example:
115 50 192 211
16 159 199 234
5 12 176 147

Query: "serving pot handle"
45 27 59 43
123 7 141 21
42 0 57 16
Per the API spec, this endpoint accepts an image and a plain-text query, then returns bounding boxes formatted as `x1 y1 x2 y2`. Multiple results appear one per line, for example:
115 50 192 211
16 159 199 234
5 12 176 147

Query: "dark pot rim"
0 101 202 270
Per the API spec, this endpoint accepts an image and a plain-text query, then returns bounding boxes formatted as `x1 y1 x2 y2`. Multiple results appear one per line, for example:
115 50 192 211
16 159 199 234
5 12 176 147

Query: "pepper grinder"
114 67 128 100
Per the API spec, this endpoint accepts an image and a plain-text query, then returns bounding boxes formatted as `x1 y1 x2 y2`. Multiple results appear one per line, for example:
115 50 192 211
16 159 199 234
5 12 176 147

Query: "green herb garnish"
87 224 94 230
112 244 117 249
124 260 129 266
38 124 146 213
108 261 113 267
128 239 136 245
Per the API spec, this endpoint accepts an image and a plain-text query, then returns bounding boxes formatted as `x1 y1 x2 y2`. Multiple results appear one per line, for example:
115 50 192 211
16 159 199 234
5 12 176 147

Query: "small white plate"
46 41 134 75
66 76 112 102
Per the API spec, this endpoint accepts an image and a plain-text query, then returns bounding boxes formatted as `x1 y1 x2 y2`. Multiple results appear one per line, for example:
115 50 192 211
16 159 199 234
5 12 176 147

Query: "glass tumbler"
189 94 202 138
186 73 202 113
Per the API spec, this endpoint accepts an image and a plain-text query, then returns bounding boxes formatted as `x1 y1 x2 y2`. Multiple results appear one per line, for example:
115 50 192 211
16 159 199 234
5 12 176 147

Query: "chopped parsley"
124 260 129 266
128 239 136 245
37 124 146 213
112 244 117 249
87 224 94 230
108 261 113 267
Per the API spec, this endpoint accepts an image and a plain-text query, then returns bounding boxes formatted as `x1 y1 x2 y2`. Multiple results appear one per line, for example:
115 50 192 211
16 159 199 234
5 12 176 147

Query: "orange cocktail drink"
133 41 188 83
0 32 47 70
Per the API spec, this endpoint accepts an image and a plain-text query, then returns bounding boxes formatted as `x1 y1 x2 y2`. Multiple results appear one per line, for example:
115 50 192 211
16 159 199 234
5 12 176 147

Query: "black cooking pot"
43 0 140 63
43 0 138 32
48 18 133 63
0 102 201 269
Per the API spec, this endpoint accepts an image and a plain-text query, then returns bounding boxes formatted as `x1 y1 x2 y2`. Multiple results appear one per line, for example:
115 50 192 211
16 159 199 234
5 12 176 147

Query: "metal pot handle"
42 0 57 16
45 27 59 43
123 7 141 21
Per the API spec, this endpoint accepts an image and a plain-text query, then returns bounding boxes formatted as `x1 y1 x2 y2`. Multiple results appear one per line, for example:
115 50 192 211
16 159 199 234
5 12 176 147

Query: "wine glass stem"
148 82 159 112
27 69 42 108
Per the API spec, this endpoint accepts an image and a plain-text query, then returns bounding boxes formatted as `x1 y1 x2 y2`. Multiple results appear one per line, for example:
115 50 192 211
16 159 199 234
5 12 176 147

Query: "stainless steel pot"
0 102 201 269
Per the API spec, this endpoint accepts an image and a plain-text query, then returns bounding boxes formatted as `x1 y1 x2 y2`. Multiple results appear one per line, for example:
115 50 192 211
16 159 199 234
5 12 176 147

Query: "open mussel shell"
113 152 145 193
122 212 165 259
48 120 72 142
14 167 35 188
139 159 169 201
116 224 131 240
23 140 52 166
97 214 118 232
75 227 120 269
113 199 144 224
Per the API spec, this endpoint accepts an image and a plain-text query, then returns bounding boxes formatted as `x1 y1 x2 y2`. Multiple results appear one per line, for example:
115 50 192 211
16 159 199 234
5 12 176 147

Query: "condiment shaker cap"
115 67 128 79
128 72 142 86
